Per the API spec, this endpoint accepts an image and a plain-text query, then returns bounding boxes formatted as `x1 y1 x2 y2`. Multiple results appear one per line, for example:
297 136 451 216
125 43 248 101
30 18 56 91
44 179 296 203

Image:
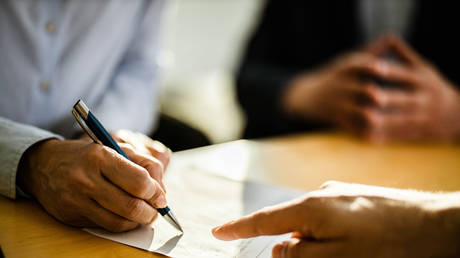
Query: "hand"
80 130 172 190
282 49 388 136
112 130 171 190
358 35 460 142
212 181 460 258
283 35 460 142
17 138 168 232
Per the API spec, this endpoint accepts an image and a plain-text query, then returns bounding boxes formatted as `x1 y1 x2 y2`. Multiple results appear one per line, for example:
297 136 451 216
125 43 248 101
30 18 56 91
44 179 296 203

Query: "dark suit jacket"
237 0 460 139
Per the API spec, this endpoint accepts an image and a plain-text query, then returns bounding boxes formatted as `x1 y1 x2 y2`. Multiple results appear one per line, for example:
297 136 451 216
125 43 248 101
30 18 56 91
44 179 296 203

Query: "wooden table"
1 133 460 257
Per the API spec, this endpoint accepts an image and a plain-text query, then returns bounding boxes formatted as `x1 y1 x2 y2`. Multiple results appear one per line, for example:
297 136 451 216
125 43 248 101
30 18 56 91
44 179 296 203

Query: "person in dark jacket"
237 0 460 142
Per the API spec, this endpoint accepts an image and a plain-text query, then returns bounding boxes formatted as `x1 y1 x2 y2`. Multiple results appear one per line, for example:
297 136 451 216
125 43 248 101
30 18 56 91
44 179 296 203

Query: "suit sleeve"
236 0 308 138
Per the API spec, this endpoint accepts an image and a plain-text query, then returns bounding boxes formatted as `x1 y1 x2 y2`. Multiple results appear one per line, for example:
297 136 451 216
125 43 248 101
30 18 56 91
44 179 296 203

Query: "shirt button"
45 22 56 33
40 81 50 92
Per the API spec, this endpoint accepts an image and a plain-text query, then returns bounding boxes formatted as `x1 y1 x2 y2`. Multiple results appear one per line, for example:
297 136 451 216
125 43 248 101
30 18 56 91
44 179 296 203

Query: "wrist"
17 138 61 197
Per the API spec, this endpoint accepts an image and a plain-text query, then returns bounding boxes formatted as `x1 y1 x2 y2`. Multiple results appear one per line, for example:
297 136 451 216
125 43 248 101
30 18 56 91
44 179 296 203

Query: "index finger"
119 143 166 192
99 146 167 208
137 133 172 168
212 198 306 241
116 130 171 169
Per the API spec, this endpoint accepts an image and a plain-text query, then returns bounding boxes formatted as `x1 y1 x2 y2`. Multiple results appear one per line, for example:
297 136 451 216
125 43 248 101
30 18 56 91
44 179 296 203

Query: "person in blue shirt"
0 0 170 232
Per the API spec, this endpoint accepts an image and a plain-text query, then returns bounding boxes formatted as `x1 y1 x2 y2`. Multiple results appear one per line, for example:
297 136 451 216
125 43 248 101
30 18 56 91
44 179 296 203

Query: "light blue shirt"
0 0 164 198
0 0 164 138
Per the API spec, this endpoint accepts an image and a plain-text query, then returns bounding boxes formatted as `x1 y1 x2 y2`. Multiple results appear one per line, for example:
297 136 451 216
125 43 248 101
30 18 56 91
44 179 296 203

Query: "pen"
72 99 183 232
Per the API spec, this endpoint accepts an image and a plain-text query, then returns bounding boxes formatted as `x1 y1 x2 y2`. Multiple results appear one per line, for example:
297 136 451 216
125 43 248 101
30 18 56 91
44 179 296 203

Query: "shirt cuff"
0 118 63 199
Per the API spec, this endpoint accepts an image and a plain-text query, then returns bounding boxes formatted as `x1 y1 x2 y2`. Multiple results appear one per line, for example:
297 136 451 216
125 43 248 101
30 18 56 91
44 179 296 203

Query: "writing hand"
80 130 171 191
17 138 168 232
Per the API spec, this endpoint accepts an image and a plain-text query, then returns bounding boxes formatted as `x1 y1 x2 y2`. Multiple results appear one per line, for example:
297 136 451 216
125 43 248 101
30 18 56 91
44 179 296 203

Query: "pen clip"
72 109 102 145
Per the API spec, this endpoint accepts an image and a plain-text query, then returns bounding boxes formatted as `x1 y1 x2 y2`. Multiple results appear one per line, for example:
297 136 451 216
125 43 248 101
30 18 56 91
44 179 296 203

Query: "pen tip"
163 211 183 233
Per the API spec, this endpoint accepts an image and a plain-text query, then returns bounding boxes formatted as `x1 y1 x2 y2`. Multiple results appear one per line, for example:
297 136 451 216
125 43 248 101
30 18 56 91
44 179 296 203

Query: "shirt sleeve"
92 0 166 135
0 117 62 199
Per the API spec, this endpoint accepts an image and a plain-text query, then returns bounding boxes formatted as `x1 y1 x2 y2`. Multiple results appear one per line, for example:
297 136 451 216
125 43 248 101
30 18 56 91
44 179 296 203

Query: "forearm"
0 117 62 198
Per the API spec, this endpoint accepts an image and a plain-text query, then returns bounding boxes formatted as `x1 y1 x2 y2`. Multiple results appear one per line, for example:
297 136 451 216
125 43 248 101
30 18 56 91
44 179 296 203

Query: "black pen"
72 99 183 232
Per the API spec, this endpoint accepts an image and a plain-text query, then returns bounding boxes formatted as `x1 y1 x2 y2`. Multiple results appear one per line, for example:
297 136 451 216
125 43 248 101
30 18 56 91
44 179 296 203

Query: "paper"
86 162 304 257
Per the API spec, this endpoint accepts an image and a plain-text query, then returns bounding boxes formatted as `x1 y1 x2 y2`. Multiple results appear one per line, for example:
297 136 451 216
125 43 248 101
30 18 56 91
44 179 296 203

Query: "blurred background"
156 0 265 144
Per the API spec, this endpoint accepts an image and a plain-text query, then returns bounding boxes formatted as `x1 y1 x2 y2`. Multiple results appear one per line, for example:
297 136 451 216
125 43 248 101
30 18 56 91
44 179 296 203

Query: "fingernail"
211 226 221 234
156 194 167 208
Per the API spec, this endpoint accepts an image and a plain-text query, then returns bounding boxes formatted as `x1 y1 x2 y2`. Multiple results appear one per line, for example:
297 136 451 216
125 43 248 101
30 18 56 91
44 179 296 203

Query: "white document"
86 162 304 257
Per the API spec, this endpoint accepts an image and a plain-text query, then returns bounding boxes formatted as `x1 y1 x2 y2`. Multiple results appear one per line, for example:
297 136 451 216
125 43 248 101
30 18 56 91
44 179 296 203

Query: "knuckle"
161 151 171 165
351 53 377 72
132 172 154 199
147 159 164 177
256 207 272 218
119 143 135 153
69 169 96 193
364 59 378 74
146 157 162 169
302 195 320 207
59 192 78 208
335 195 355 204
150 141 172 161
361 108 376 127
361 85 382 106
364 84 378 99
149 182 163 201
86 143 104 160
251 210 271 235
125 198 145 219
167 147 172 156
319 180 340 189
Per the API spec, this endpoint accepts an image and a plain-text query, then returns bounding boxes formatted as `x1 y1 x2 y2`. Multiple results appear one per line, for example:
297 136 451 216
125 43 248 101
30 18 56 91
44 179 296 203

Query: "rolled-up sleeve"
0 117 62 199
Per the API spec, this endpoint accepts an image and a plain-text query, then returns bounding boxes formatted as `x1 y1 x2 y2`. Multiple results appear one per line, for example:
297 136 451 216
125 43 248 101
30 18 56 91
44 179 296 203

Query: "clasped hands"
283 34 460 142
17 130 171 232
